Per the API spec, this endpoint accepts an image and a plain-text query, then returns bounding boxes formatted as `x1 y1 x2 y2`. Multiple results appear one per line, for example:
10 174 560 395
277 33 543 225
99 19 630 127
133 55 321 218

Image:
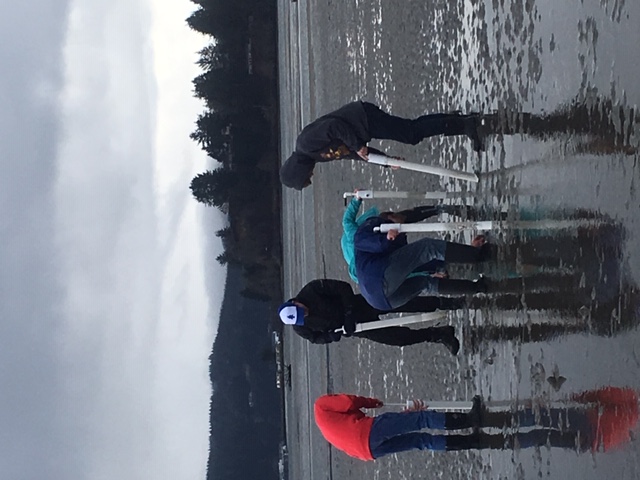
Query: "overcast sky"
0 1 224 478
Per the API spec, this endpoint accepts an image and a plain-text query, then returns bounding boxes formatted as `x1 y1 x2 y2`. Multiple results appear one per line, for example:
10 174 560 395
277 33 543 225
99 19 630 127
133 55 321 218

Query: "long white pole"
343 190 452 200
383 399 598 412
337 311 448 334
367 153 479 183
374 219 602 233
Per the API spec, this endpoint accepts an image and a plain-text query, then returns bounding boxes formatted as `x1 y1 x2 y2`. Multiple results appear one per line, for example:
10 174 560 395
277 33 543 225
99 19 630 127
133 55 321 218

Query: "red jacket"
314 394 380 461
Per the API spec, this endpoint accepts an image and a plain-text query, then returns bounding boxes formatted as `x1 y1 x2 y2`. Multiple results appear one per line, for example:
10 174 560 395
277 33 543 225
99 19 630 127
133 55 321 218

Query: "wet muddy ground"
278 0 640 478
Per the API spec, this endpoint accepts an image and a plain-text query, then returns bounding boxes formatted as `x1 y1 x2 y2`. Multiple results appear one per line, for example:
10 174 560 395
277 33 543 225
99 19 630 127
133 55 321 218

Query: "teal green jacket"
341 197 380 283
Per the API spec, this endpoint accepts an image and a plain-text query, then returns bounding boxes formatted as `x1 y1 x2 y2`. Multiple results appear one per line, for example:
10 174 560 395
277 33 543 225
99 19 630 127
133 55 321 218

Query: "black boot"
462 116 485 152
444 396 484 430
438 278 487 296
424 113 485 152
444 413 474 430
398 205 440 223
424 326 460 355
444 242 481 263
444 433 482 451
437 297 467 310
439 204 476 219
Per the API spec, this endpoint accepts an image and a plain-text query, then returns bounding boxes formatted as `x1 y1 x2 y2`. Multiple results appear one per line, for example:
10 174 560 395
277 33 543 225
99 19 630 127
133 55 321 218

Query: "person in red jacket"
313 394 483 460
313 393 594 460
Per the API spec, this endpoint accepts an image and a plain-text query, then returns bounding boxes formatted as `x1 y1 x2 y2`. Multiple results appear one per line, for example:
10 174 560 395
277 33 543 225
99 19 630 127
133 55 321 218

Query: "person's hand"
404 399 427 412
386 229 399 241
471 235 486 248
431 272 448 279
389 155 403 170
357 146 369 160
343 308 356 336
372 399 384 408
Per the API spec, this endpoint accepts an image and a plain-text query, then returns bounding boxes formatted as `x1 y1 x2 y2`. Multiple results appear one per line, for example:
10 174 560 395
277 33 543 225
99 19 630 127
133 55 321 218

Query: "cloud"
0 0 222 478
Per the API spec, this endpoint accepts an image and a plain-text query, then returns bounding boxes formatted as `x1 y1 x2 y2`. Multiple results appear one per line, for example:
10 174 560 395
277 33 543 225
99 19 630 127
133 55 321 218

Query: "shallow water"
278 0 640 478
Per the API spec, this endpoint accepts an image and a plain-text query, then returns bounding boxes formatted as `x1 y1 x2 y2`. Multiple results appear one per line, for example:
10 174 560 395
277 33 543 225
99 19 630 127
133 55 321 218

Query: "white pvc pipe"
343 190 451 200
337 311 448 334
383 399 598 412
367 153 479 183
375 219 602 233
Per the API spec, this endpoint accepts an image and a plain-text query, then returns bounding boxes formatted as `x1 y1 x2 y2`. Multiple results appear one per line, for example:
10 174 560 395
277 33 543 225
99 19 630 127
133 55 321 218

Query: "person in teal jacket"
341 196 467 283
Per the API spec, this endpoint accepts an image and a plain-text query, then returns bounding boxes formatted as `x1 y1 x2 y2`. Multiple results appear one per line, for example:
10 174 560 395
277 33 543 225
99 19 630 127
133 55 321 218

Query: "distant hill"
206 266 283 479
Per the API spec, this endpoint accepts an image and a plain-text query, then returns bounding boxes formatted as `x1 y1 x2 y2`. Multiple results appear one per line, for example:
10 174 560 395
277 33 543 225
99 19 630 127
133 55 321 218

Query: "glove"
343 307 356 336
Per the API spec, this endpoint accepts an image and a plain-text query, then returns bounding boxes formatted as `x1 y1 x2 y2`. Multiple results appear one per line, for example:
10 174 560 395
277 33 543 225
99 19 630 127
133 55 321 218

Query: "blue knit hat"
278 301 305 326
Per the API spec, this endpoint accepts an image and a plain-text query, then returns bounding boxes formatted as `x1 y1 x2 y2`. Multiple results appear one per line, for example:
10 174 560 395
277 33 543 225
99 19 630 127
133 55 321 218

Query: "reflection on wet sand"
480 94 639 155
462 212 638 351
476 387 639 454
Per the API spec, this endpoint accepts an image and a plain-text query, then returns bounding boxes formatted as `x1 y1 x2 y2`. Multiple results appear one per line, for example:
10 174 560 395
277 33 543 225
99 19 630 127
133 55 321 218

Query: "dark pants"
368 410 448 458
350 295 459 346
362 102 465 145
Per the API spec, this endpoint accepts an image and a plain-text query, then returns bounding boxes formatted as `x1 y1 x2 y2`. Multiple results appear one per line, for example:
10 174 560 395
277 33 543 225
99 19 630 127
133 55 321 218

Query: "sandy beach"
277 0 640 478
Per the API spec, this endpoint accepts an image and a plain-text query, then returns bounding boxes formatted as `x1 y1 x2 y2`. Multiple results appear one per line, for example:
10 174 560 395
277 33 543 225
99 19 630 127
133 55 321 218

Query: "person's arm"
314 279 359 334
315 394 383 413
342 197 363 233
325 118 366 152
354 218 396 253
367 146 387 157
292 325 342 344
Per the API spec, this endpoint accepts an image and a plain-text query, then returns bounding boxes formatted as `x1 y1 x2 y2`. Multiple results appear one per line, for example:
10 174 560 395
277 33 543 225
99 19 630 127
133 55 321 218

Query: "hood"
280 152 315 190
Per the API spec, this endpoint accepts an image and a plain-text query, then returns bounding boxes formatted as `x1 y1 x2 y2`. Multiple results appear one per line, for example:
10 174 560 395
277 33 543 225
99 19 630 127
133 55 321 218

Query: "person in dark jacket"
280 101 484 189
354 216 491 310
278 278 464 354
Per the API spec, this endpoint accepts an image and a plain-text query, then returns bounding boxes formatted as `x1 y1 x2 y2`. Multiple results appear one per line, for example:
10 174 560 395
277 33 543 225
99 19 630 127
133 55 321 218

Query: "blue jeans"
382 238 447 308
368 410 448 458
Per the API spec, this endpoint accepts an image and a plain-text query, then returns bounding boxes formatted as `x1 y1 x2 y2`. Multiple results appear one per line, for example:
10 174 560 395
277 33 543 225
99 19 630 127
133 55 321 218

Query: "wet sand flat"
278 0 640 478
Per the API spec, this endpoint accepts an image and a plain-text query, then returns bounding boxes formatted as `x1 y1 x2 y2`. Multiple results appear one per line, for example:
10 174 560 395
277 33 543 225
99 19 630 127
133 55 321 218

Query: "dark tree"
190 169 238 208
197 44 230 71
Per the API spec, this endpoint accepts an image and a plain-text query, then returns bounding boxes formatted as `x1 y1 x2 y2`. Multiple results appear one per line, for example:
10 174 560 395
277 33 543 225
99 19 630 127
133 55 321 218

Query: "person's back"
314 394 378 461
341 196 380 283
354 216 407 309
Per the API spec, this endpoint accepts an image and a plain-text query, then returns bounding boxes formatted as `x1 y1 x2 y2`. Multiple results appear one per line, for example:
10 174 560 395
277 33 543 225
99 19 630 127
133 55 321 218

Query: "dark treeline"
184 1 284 479
187 0 281 302
206 266 283 479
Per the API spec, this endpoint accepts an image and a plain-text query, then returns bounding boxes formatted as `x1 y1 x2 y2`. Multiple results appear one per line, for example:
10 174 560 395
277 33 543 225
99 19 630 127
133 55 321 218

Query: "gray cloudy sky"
1 1 224 478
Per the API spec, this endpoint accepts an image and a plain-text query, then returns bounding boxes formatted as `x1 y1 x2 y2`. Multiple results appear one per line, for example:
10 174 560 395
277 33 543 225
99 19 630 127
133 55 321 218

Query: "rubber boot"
424 326 460 356
437 296 467 310
444 395 483 430
439 204 475 219
422 113 485 152
398 205 440 223
444 242 481 263
444 413 474 430
462 116 485 152
438 278 487 296
444 433 483 451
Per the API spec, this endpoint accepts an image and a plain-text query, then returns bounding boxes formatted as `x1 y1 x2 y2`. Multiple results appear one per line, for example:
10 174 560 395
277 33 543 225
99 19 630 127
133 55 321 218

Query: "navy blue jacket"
354 217 407 310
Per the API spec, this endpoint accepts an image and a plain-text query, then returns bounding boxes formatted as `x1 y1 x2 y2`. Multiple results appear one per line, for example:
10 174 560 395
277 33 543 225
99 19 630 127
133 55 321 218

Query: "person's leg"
349 294 385 323
391 295 466 312
362 102 485 150
394 206 441 223
444 241 489 263
385 276 440 308
370 411 446 438
370 432 448 458
356 326 460 354
362 102 433 145
383 238 447 294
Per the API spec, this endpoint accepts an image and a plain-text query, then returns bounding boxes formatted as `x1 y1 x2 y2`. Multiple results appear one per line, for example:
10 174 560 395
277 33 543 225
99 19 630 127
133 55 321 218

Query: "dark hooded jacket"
354 217 408 310
291 279 359 344
280 101 384 189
